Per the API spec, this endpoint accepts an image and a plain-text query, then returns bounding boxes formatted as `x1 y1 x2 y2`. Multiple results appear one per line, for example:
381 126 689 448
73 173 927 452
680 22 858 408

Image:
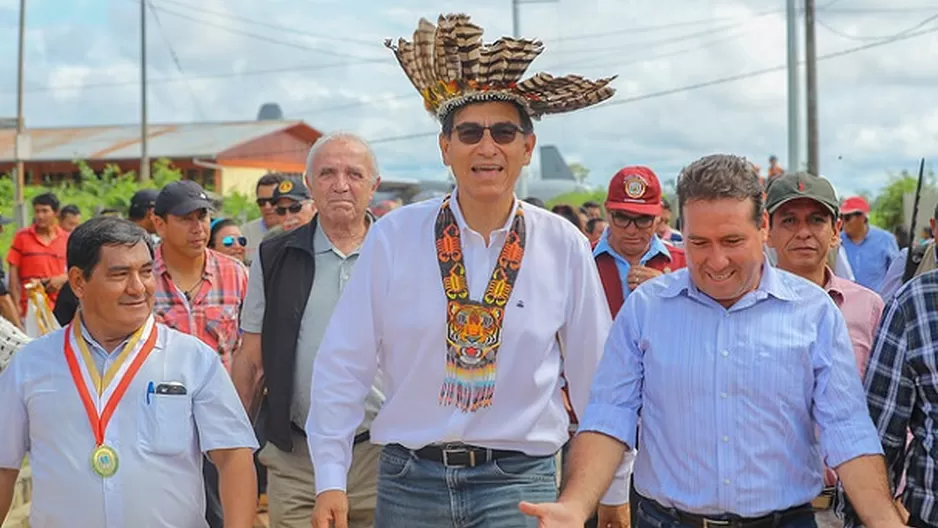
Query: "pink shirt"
823 268 885 486
825 268 885 377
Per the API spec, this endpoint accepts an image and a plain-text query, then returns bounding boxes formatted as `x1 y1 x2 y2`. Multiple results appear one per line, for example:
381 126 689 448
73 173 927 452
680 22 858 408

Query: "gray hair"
305 132 380 185
676 154 765 225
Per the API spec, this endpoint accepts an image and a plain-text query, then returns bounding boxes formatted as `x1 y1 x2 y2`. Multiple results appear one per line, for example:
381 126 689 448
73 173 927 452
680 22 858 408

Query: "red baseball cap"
605 166 663 216
840 196 870 215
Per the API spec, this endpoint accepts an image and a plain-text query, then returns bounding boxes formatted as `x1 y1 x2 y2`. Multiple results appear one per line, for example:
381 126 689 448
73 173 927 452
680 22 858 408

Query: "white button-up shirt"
306 191 630 504
0 319 258 527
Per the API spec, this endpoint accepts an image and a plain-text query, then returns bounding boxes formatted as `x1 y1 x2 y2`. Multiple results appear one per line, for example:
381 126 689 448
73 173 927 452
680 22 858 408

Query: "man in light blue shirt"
522 154 904 528
839 196 899 292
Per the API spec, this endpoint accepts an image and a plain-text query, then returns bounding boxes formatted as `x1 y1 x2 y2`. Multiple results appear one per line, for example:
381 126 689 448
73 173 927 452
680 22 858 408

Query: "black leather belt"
642 496 814 528
410 443 526 468
291 422 370 445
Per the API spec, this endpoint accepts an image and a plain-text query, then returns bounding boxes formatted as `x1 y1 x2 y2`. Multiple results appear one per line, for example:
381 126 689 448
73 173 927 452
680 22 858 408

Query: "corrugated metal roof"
0 120 312 162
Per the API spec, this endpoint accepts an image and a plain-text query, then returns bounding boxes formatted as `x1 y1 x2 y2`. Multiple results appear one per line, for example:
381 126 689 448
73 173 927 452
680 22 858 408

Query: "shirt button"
723 436 729 443
724 479 731 485
720 392 728 399
721 350 729 357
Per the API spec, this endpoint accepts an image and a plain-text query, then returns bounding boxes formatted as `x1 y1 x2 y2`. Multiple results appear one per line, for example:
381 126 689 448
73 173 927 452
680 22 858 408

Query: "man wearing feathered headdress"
305 13 630 528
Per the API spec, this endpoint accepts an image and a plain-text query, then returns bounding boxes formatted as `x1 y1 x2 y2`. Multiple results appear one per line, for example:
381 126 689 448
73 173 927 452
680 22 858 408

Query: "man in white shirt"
308 13 627 528
0 216 259 528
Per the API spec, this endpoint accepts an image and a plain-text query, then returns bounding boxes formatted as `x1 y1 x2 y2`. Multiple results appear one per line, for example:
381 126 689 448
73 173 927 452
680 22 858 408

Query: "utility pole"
805 0 819 176
139 0 150 181
785 0 800 175
13 0 28 228
511 0 556 199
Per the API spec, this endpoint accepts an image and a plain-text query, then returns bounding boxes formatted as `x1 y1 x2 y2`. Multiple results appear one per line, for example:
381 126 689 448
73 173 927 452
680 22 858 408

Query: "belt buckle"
702 519 732 528
441 447 476 468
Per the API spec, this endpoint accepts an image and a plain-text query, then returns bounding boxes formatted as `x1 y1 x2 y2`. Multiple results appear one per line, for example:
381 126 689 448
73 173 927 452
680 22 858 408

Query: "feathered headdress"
385 14 617 122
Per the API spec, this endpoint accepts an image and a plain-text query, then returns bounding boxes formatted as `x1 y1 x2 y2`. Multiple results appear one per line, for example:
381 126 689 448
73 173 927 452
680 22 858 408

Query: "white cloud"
0 0 936 195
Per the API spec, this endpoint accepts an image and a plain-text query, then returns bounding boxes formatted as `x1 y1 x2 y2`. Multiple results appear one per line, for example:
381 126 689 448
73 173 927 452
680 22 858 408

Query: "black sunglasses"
840 212 862 221
454 122 524 145
222 236 248 248
256 197 276 207
610 212 656 229
276 203 304 216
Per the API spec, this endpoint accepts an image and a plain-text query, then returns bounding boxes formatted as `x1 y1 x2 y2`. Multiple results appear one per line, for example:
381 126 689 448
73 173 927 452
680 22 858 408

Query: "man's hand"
597 503 631 528
44 275 67 294
519 500 588 528
313 490 349 528
626 265 663 290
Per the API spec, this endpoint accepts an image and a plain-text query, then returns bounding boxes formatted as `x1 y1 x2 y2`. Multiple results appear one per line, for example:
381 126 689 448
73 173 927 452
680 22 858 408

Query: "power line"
816 13 938 41
367 23 938 145
146 0 206 120
551 8 784 42
140 1 384 62
150 0 384 48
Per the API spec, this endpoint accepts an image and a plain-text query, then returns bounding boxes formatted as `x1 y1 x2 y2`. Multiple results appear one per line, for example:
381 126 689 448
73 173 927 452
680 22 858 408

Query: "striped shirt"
840 269 938 527
578 264 883 517
152 246 248 370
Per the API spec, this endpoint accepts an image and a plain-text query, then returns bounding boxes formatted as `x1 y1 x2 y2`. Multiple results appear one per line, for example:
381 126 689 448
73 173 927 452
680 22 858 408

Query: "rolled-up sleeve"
812 302 884 468
0 354 29 469
306 227 388 494
578 298 643 451
192 345 260 453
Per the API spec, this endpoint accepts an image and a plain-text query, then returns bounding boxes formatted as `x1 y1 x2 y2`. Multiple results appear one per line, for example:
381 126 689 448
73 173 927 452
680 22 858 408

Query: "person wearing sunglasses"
240 173 287 266
261 177 316 241
209 218 248 264
839 196 899 292
304 13 627 528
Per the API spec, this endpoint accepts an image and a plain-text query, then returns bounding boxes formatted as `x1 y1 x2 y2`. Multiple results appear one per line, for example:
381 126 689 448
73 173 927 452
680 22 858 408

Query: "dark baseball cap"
765 172 839 218
129 189 159 216
154 180 215 217
272 177 310 202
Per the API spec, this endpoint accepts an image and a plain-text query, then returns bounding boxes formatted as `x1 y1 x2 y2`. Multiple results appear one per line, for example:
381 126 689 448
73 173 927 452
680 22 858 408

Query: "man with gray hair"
523 154 905 528
231 132 382 528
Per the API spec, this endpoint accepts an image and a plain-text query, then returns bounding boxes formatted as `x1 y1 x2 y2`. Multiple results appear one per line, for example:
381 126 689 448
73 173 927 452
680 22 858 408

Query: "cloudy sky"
0 0 935 196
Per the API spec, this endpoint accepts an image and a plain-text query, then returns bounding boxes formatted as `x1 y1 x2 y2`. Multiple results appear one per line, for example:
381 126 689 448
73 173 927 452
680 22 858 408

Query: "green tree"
546 189 606 209
869 169 937 232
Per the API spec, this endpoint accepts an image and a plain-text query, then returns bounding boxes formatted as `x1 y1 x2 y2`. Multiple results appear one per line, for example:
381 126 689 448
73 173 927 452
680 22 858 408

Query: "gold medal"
91 444 119 478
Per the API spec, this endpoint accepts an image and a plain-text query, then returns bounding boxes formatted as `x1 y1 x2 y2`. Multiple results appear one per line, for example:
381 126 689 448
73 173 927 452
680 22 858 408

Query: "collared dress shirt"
305 190 630 504
578 264 883 517
593 230 672 301
840 226 899 292
153 246 248 371
825 269 884 378
0 319 258 527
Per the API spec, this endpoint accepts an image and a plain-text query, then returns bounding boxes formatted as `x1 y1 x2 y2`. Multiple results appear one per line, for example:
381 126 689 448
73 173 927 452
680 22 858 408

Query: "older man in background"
262 177 318 241
232 132 381 528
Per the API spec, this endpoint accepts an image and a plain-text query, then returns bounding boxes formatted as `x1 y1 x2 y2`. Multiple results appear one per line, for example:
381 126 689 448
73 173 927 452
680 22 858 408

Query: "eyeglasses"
276 202 304 216
222 236 248 248
454 122 524 145
840 212 862 221
610 212 656 229
256 198 275 207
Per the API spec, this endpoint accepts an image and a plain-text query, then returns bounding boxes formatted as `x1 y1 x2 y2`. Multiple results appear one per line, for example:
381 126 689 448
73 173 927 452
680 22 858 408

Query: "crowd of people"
0 12 933 528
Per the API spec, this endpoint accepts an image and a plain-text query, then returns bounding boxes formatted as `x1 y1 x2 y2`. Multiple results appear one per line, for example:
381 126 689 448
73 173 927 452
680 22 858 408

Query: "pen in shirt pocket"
146 381 155 405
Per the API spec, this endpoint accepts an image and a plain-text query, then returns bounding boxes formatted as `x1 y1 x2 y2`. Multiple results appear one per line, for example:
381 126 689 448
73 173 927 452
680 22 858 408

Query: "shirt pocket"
203 305 240 355
138 392 194 456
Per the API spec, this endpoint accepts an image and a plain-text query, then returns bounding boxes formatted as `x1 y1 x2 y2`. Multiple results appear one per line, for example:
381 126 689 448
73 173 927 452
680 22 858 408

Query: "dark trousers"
203 455 223 528
634 494 817 528
254 401 269 494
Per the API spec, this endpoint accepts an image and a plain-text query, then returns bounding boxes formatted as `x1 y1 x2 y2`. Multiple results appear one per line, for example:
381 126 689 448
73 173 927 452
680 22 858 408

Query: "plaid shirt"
838 269 938 527
152 246 248 371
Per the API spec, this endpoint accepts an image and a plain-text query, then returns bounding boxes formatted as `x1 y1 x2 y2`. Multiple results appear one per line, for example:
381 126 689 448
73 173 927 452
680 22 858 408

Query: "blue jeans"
375 444 558 528
635 495 818 528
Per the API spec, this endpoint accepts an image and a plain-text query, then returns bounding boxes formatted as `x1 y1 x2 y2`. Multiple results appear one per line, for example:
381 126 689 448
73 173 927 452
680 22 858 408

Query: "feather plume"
386 13 616 120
